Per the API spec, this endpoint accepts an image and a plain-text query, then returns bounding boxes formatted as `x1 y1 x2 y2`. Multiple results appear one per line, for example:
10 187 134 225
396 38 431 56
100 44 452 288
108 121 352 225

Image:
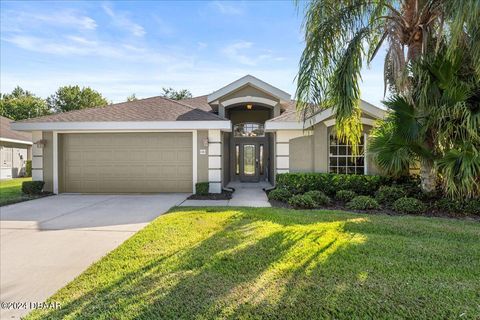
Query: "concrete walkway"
0 194 187 319
180 182 271 207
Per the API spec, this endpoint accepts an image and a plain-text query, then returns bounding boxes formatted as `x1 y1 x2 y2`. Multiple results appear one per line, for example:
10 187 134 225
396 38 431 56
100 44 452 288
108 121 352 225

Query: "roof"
0 116 32 143
17 96 224 123
179 95 217 113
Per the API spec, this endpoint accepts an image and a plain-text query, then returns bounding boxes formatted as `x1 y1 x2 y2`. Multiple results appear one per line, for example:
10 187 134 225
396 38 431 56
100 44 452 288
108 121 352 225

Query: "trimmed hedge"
25 160 32 177
335 190 357 202
435 198 480 216
375 186 407 204
22 181 44 195
268 188 292 202
304 190 330 206
195 182 209 196
393 197 426 214
347 196 380 210
276 173 389 196
288 194 316 209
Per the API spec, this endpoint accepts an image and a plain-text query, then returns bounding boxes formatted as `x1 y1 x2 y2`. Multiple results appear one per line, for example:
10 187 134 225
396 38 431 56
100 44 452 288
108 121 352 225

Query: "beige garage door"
61 132 193 193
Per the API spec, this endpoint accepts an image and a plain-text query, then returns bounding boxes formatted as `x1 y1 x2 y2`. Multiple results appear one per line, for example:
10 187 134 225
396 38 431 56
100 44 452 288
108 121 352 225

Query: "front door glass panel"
243 144 255 176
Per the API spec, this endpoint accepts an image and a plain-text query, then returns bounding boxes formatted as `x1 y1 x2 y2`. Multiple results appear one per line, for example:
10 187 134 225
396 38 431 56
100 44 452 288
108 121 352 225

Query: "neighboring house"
12 75 385 194
1 116 32 179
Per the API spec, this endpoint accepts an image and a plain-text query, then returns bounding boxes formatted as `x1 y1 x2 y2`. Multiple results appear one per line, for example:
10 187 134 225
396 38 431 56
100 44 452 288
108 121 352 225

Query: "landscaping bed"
187 190 233 200
0 178 52 206
267 173 480 220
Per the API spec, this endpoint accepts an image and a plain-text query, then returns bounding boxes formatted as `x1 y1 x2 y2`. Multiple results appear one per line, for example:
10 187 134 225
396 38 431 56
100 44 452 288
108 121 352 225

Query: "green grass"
0 177 33 206
26 207 480 319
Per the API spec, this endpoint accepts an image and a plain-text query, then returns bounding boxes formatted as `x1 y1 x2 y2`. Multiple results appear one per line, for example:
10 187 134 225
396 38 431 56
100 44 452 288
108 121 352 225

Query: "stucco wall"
228 108 271 125
289 135 314 172
197 130 209 183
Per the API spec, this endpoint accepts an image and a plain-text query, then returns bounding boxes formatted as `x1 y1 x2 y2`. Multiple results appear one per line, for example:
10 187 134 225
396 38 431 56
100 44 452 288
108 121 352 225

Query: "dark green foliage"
276 173 389 196
335 190 357 202
346 196 380 210
1 86 50 120
288 194 316 209
267 188 292 202
435 198 480 216
375 186 407 204
304 190 330 206
393 197 427 214
25 160 32 177
195 182 209 196
47 85 108 113
21 181 44 195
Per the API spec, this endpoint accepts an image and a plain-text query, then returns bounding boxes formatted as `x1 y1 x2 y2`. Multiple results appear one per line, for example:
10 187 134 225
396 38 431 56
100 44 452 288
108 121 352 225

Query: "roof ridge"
162 96 226 120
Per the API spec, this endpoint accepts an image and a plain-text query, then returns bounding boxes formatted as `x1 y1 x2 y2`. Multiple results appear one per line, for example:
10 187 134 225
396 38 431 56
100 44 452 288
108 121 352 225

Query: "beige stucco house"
12 75 386 194
1 116 32 179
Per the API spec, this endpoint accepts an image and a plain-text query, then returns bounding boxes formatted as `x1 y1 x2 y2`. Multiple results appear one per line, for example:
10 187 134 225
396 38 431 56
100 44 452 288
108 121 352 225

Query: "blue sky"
1 1 385 105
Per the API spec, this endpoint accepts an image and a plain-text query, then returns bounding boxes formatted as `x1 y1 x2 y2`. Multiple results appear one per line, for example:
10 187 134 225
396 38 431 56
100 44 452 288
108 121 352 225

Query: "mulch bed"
0 192 54 207
187 190 233 200
268 197 480 221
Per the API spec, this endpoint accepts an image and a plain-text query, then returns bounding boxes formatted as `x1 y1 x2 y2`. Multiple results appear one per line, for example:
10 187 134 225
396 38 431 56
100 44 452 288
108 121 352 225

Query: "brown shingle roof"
17 96 224 123
0 116 32 142
180 95 217 113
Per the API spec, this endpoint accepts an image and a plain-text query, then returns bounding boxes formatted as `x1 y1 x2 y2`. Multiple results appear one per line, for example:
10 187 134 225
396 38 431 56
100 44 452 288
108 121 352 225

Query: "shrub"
22 181 44 195
25 160 32 177
195 182 209 196
335 190 357 202
276 173 389 196
267 188 292 202
375 186 407 204
288 194 316 209
393 197 426 214
435 198 464 213
464 199 480 215
346 196 380 210
304 190 330 206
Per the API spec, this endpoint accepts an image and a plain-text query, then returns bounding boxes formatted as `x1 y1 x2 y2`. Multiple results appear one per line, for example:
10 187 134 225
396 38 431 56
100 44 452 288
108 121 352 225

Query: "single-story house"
1 116 32 180
12 75 386 194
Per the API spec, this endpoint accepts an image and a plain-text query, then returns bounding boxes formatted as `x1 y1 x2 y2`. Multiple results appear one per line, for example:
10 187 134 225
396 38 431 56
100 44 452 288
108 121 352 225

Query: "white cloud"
210 1 244 15
1 9 97 32
102 3 145 37
222 41 274 66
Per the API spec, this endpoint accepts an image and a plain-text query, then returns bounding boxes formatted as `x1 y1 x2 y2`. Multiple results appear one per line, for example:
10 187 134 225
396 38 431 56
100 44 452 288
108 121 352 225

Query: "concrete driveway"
0 194 187 319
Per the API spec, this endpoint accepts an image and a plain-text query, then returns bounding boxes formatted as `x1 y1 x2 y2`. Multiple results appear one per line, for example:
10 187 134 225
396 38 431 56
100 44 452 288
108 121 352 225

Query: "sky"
1 1 386 106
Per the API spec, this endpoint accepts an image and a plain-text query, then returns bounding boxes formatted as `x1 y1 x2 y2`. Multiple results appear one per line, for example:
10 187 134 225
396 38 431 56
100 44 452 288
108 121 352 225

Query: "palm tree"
296 0 480 192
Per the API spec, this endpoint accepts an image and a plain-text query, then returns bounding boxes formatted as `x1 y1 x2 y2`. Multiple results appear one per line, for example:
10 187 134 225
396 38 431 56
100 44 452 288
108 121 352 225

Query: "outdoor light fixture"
35 139 47 149
246 104 253 110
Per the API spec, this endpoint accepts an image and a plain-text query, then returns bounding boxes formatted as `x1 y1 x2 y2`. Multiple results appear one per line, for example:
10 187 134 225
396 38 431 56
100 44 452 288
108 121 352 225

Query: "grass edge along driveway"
0 177 34 206
26 207 480 319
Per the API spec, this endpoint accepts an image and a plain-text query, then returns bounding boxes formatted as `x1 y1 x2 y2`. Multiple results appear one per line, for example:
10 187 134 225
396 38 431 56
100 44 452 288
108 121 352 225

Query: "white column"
208 129 222 193
275 130 308 174
53 132 58 194
192 130 198 193
31 131 43 181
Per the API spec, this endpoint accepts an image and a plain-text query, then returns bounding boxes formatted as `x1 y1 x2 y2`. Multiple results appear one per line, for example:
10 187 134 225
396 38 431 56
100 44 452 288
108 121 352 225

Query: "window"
234 122 265 137
235 145 240 175
328 134 365 174
259 144 264 175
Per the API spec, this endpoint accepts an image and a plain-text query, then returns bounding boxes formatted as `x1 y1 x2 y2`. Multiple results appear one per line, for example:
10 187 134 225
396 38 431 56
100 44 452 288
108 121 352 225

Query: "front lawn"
0 177 33 206
27 208 480 319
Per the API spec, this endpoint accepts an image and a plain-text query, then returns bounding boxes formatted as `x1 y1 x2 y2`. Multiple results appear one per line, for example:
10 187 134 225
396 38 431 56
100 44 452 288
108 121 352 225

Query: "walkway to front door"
180 181 272 207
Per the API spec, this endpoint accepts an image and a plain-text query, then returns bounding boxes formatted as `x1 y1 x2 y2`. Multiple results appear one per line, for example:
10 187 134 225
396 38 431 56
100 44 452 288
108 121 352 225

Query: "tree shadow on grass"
29 207 372 319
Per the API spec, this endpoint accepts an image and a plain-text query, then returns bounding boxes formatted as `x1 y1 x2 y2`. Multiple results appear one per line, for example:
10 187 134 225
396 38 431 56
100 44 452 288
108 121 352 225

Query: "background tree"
126 94 138 102
296 0 480 192
47 85 108 113
161 87 192 100
0 86 50 120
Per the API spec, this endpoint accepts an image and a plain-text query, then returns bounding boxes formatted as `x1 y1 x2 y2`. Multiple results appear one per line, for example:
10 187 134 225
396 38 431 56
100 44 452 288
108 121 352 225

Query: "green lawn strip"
0 177 36 206
26 207 480 320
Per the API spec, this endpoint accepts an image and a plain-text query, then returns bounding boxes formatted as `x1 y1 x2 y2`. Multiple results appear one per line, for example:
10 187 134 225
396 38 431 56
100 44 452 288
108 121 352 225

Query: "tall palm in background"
296 0 480 193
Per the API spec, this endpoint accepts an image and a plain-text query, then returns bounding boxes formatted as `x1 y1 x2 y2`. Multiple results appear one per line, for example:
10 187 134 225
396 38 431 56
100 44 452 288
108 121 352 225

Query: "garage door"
61 132 193 193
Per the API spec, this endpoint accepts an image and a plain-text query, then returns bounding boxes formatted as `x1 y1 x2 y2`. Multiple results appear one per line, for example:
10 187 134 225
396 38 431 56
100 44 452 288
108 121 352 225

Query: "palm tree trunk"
419 131 437 193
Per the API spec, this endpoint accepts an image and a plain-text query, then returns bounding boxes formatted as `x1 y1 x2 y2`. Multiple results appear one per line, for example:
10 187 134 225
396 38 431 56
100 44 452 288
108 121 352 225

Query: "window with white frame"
328 134 366 174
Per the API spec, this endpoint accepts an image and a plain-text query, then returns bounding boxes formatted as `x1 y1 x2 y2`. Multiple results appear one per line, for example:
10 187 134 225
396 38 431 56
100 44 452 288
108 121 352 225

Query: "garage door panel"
62 132 193 193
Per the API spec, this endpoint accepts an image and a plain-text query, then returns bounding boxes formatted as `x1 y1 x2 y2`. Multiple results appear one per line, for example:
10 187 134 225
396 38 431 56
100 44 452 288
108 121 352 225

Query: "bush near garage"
346 196 380 210
393 197 427 214
21 181 44 195
195 182 209 196
375 186 407 204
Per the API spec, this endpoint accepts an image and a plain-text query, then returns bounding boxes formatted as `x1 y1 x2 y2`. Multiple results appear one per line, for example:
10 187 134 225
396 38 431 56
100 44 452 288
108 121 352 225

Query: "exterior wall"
289 135 314 172
197 130 209 183
221 86 279 101
313 123 328 172
42 131 54 192
222 132 230 186
275 130 311 174
31 131 44 182
228 108 271 125
208 129 222 193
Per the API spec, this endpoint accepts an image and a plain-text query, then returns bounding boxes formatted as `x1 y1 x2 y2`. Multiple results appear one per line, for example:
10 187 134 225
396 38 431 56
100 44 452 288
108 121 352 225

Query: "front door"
235 141 267 182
